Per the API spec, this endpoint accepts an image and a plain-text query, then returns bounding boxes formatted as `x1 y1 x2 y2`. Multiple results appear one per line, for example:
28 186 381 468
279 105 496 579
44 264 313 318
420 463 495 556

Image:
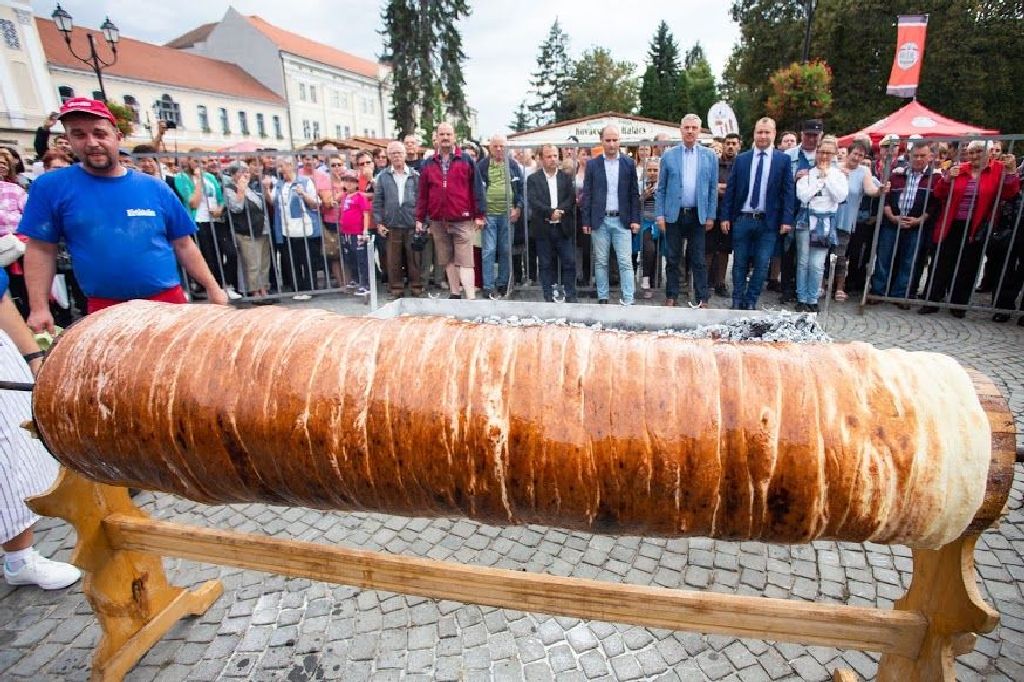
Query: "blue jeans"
592 216 635 303
663 211 708 302
341 234 369 288
870 224 923 299
731 215 777 309
535 225 577 300
795 228 828 304
482 214 511 291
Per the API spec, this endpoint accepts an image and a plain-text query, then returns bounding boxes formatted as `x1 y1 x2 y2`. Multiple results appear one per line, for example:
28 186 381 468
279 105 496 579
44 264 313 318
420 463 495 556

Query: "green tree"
683 42 718 121
382 0 473 139
765 61 833 131
509 100 530 133
529 19 574 125
639 21 684 122
104 101 135 137
563 47 640 118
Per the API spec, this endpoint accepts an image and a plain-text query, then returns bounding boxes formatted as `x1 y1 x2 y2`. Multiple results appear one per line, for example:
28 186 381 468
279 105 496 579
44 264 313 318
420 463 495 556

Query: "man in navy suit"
655 113 719 306
581 125 641 304
721 117 796 310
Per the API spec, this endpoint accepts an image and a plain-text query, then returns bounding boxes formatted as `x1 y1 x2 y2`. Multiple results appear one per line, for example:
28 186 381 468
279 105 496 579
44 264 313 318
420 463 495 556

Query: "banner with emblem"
886 15 928 98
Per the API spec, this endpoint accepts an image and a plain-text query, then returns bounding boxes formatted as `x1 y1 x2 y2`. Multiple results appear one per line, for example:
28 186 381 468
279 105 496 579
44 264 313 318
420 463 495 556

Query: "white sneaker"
225 287 242 300
291 294 312 301
619 299 634 306
641 276 650 290
354 287 370 297
4 550 81 590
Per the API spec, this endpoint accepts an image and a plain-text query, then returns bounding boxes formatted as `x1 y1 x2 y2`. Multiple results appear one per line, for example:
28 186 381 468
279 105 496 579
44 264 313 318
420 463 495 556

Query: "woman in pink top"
318 154 347 288
339 170 372 295
1 149 29 317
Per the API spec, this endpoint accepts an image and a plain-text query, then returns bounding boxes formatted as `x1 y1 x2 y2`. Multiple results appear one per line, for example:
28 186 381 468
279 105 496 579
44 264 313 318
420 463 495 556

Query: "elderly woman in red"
920 140 1020 318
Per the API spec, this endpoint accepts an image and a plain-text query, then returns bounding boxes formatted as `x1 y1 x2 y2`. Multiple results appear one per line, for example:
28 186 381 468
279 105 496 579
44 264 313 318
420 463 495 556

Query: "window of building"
123 95 140 123
197 105 210 132
273 115 283 139
238 111 249 136
154 94 182 127
298 83 306 101
219 107 230 134
330 90 340 108
1 19 20 50
335 124 341 139
302 120 311 140
256 113 266 138
309 86 317 104
312 121 320 140
92 90 104 101
363 128 369 136
344 125 351 138
57 86 74 104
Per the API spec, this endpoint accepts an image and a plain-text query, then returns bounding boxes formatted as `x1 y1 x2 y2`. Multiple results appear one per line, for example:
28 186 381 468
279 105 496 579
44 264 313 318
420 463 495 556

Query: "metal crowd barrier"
858 134 1023 320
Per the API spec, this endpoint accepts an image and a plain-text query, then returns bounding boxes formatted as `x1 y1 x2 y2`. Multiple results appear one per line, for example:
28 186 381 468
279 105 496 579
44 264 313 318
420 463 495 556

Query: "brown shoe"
664 298 677 307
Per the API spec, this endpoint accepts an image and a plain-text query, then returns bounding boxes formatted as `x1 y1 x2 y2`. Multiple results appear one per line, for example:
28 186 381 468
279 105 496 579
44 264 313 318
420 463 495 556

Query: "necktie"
750 152 765 210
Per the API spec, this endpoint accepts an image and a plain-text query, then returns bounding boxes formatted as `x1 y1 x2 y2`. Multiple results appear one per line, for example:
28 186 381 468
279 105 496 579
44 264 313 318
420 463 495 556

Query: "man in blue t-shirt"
18 99 227 333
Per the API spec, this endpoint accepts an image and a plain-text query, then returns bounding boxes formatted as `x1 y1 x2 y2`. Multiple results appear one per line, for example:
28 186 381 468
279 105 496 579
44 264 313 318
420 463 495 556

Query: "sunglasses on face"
359 161 373 166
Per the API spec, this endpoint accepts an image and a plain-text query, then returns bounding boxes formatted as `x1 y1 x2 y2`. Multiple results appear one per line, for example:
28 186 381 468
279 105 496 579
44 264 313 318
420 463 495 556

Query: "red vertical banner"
887 15 929 97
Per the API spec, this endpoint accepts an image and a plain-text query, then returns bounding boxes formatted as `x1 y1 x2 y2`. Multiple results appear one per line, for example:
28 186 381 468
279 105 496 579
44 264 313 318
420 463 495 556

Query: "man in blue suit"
655 114 719 306
721 117 796 310
581 125 641 304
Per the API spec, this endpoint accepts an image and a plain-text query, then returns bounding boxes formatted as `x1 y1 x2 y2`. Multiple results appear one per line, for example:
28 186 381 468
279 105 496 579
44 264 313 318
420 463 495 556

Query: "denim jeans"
870 224 924 299
731 215 777 309
482 214 511 291
663 211 707 302
795 228 828 304
592 216 634 303
341 234 369 288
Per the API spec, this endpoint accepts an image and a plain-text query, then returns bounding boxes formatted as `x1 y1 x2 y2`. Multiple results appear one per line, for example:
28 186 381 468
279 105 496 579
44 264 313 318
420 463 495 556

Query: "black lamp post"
51 4 120 102
801 0 817 64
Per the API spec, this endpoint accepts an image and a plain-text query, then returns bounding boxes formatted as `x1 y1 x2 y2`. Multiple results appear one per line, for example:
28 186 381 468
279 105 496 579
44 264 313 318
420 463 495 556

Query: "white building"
37 16 287 151
169 8 394 149
0 0 58 152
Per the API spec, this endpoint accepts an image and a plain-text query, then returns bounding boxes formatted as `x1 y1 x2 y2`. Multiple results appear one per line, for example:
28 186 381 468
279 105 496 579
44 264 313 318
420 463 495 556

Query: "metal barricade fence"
129 148 388 308
859 134 1023 320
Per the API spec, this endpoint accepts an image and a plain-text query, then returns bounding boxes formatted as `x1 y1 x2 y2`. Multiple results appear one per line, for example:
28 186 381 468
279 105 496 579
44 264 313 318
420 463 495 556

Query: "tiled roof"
245 15 380 79
164 22 216 50
37 18 284 105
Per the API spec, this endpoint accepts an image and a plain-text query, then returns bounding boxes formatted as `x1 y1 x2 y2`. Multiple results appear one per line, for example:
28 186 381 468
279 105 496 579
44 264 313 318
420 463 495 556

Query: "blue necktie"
750 152 765 210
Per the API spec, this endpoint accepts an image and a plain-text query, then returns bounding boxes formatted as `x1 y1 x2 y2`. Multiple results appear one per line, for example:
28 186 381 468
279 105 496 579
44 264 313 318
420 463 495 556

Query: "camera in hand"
411 230 430 252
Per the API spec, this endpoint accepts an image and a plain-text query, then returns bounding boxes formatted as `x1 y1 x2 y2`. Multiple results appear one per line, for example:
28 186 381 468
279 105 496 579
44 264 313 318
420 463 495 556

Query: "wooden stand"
27 470 222 682
28 467 1003 682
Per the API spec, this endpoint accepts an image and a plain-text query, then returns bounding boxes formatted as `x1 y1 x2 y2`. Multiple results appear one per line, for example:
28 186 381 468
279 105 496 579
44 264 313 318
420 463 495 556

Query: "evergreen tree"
683 42 718 121
509 100 530 133
529 20 573 125
382 0 473 139
638 21 684 122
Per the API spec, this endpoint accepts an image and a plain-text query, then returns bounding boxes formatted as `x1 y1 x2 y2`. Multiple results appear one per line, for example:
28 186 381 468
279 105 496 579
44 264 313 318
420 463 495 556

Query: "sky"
31 0 741 135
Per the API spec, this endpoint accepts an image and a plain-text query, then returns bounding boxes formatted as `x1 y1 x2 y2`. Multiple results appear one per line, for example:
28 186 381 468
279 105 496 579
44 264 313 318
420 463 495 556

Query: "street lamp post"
801 0 817 64
51 4 120 102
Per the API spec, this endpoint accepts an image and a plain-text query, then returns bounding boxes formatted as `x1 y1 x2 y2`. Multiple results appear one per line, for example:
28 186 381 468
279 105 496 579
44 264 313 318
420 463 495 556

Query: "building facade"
0 0 57 152
37 17 287 152
171 8 394 149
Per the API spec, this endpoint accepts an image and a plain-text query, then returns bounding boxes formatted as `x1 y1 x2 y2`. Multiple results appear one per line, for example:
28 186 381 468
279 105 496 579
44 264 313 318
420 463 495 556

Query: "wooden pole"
104 513 927 657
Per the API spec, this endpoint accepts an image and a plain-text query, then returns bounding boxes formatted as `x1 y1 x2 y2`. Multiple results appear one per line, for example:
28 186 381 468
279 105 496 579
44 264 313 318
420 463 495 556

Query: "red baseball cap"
58 98 117 127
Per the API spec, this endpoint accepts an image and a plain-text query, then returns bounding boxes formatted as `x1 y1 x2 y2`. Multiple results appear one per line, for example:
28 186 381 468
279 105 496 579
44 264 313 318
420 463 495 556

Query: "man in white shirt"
527 145 577 302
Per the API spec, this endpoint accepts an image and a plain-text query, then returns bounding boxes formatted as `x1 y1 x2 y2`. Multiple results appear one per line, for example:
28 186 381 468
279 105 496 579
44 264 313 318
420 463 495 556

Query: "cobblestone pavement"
2 291 1022 681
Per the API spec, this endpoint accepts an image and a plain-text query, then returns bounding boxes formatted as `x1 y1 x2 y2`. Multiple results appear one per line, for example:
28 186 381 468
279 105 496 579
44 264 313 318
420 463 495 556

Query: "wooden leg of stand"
26 468 222 682
876 534 998 682
832 669 858 681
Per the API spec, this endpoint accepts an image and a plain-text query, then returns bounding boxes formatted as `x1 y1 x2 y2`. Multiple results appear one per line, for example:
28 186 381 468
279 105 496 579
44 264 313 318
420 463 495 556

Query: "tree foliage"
563 47 640 119
765 61 833 131
638 21 684 122
529 20 574 126
105 101 135 137
683 42 718 121
726 0 1024 136
382 0 472 139
509 100 530 133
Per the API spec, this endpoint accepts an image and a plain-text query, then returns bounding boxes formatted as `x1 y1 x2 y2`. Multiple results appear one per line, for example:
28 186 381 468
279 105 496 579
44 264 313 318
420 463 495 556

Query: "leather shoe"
918 305 939 315
993 313 1010 323
597 298 609 304
664 298 677 307
896 303 911 310
950 309 966 319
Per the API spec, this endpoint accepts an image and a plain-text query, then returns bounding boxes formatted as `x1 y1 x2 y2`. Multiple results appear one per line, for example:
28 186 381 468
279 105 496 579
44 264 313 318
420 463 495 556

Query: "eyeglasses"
358 161 373 166
329 163 344 167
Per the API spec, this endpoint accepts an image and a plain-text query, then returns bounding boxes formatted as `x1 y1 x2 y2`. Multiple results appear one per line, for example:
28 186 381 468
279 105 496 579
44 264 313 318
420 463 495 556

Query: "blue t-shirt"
0 267 8 298
17 166 196 299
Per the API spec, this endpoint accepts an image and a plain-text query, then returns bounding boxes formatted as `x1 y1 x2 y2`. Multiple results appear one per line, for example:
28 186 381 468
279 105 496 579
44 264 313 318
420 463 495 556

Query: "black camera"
411 230 429 252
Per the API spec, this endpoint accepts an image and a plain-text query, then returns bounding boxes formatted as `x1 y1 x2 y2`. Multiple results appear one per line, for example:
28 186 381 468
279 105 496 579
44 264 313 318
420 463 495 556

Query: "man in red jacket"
415 122 485 299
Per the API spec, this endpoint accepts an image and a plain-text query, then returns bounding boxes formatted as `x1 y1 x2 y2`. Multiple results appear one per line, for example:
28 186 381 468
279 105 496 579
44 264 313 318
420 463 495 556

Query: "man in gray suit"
655 114 719 307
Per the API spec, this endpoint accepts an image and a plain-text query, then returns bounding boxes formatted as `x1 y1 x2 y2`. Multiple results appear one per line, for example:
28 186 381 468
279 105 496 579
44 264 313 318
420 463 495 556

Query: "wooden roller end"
965 369 1016 534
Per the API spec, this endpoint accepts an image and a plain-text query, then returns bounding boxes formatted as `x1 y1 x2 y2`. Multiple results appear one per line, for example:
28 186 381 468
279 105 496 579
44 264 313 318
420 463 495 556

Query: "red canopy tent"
838 101 998 146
